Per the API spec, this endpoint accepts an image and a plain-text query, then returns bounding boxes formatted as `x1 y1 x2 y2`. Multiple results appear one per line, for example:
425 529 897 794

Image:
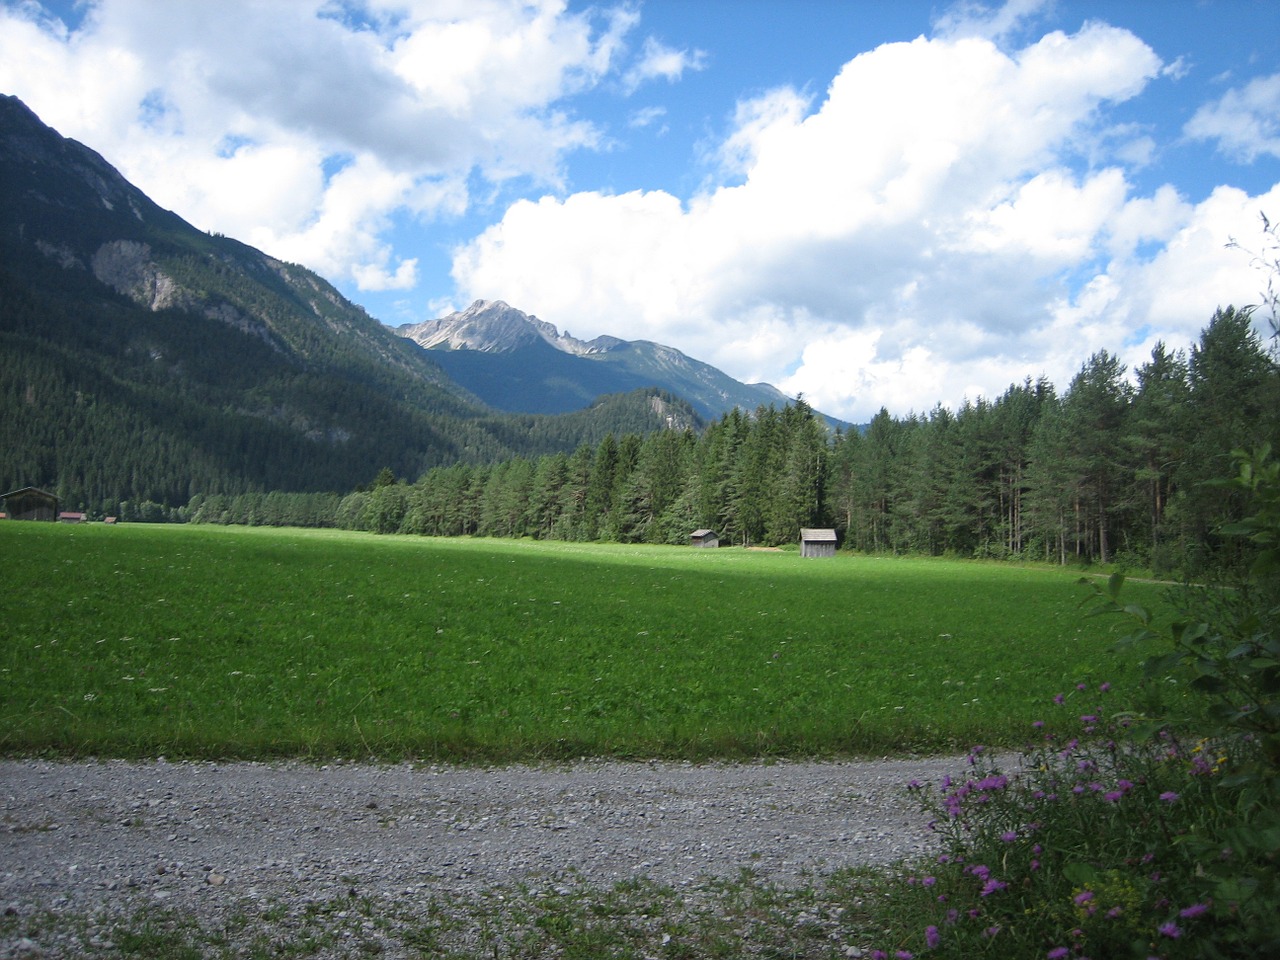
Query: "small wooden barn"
799 527 837 558
690 529 719 549
1 486 59 522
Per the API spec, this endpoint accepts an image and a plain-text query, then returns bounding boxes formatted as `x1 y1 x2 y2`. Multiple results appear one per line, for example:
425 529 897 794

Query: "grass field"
0 521 1172 760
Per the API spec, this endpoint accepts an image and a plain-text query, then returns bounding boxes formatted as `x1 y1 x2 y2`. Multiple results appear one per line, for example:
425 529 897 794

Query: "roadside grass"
0 870 943 959
0 521 1170 760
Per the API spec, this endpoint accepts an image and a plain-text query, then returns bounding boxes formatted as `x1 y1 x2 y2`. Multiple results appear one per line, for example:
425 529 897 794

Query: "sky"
2 0 1278 423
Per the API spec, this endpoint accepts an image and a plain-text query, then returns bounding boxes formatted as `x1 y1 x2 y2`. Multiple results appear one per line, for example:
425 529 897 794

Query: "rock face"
90 240 181 311
399 299 622 357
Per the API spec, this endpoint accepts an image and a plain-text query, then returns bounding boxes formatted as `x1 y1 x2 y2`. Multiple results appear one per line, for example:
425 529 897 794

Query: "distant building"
59 511 85 524
1 487 59 522
800 528 837 558
690 529 719 548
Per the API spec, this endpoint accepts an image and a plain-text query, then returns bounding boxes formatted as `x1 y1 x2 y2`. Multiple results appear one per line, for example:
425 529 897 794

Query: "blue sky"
2 0 1278 422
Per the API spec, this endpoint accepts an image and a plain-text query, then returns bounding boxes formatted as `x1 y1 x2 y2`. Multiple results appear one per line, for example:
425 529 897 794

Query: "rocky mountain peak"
397 299 625 357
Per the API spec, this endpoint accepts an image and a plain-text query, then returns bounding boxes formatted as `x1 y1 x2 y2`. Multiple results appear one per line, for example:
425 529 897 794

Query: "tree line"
189 306 1279 575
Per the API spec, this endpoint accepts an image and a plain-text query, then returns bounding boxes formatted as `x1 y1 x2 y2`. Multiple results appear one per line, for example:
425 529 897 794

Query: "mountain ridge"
397 299 832 424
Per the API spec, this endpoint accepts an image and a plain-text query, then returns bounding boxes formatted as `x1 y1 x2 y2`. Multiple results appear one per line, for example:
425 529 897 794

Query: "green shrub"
868 446 1280 959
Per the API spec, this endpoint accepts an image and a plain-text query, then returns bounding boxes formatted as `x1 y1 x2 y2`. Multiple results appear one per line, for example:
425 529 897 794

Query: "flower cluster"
861 682 1269 959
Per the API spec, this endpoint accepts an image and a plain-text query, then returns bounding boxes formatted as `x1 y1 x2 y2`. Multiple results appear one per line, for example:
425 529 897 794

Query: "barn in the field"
799 528 837 558
1 486 59 522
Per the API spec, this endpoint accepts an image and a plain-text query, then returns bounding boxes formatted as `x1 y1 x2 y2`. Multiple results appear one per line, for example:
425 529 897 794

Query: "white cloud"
628 105 667 130
1185 73 1280 162
0 0 638 289
932 0 1050 43
454 20 1217 422
622 35 707 93
2 0 1274 426
959 167 1130 264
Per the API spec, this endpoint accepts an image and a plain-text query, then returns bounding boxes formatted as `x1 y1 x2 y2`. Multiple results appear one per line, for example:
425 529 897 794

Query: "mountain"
0 94 695 512
397 299 823 424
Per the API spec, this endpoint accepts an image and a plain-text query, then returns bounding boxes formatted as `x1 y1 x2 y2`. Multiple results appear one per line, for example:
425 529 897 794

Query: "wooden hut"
690 529 719 549
1 487 59 522
799 527 837 558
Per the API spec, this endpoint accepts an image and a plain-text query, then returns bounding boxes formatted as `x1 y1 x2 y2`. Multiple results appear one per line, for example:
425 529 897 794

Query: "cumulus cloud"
0 0 641 290
454 18 1264 422
2 0 1274 424
1185 73 1280 162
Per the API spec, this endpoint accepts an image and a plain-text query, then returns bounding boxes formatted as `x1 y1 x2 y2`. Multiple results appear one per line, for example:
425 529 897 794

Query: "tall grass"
0 522 1168 760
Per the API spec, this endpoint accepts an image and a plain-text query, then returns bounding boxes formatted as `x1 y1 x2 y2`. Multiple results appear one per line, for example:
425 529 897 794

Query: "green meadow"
0 521 1170 760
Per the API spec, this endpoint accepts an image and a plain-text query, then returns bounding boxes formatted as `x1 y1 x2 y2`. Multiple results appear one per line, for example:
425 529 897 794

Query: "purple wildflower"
1159 791 1179 803
925 925 940 949
1179 903 1209 919
980 879 1007 896
1001 830 1018 842
1047 949 1070 959
1074 891 1095 906
1104 790 1124 802
1054 693 1065 704
1159 922 1181 938
896 951 914 959
1099 682 1111 692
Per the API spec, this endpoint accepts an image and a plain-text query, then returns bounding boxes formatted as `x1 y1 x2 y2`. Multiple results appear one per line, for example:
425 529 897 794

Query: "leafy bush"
869 447 1280 959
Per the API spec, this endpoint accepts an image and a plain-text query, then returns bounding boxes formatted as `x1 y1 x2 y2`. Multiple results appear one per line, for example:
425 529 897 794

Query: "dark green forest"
0 254 701 516
191 306 1279 576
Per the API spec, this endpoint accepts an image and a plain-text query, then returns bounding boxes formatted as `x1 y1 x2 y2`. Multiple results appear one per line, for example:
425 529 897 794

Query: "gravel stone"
0 755 962 955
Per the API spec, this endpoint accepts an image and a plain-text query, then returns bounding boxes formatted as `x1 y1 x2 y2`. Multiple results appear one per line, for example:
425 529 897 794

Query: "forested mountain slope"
0 94 695 513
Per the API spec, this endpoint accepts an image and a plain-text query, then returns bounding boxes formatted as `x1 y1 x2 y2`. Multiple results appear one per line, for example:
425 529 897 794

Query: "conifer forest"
186 307 1279 578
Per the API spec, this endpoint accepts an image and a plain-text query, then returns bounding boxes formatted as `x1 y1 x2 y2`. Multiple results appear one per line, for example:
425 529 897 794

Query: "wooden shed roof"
1 486 58 501
800 528 837 542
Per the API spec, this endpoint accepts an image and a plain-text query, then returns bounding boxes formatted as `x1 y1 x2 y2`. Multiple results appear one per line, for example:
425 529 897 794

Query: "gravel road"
1 756 963 957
